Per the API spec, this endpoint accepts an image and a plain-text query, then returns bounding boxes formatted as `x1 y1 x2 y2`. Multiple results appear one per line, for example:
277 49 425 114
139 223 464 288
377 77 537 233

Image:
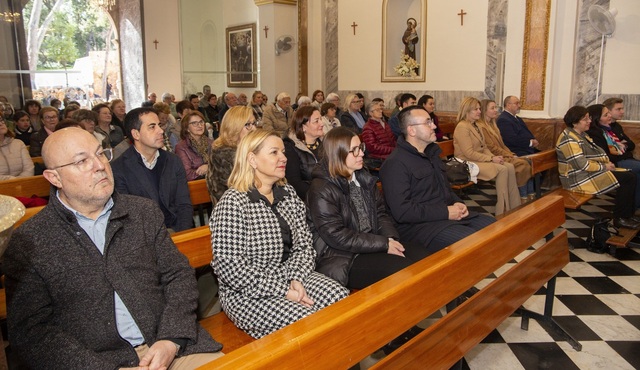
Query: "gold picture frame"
381 0 427 82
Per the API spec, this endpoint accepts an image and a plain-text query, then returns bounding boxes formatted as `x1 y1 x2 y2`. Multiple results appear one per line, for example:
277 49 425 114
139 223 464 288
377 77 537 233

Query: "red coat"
361 118 397 159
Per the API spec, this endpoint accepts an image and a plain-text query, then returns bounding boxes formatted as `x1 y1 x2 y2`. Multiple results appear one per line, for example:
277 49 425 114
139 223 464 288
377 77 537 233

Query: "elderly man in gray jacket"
4 128 223 369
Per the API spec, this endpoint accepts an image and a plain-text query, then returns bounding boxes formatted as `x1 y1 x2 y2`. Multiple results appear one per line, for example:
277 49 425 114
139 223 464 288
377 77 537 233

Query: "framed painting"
226 23 257 87
381 0 427 82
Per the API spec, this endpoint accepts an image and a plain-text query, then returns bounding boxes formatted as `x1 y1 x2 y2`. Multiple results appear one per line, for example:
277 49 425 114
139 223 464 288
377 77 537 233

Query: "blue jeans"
616 158 640 209
518 178 535 197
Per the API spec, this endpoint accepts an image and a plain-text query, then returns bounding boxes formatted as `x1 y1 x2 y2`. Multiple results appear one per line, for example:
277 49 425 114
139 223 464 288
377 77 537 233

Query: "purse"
444 157 471 185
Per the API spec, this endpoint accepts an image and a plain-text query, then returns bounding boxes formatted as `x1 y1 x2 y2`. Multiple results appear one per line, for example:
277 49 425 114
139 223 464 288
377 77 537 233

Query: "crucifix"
263 26 269 38
458 9 467 26
351 21 358 35
153 39 159 50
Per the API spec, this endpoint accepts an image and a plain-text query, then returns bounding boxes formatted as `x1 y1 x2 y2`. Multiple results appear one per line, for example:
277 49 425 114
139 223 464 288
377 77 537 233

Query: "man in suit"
111 107 193 232
497 96 538 200
496 96 539 156
5 127 222 369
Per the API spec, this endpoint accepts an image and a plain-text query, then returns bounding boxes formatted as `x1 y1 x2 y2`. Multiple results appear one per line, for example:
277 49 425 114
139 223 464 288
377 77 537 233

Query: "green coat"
556 128 619 195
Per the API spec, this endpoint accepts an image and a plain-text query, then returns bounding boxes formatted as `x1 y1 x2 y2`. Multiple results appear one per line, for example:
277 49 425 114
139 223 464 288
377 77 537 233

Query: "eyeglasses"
408 119 434 127
51 148 113 172
43 115 58 121
189 120 205 126
349 143 366 156
245 121 257 129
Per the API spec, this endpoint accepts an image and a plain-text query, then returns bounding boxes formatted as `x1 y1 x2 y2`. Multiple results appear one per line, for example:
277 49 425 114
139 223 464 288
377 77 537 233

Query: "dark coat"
339 111 366 134
111 146 193 231
29 128 49 157
496 111 535 156
283 133 320 199
307 163 398 285
588 122 636 164
379 137 463 245
4 192 221 370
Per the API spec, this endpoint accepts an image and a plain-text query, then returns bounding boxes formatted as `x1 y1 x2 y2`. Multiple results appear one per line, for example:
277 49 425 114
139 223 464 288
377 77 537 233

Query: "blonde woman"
453 97 520 215
210 129 348 339
205 105 256 204
477 99 534 202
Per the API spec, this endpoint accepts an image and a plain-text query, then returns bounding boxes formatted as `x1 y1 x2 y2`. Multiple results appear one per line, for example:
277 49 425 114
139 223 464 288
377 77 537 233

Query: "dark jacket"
496 111 536 156
111 146 193 232
339 111 366 134
588 122 636 164
283 132 320 199
379 136 463 245
4 192 221 370
29 128 49 157
307 163 398 285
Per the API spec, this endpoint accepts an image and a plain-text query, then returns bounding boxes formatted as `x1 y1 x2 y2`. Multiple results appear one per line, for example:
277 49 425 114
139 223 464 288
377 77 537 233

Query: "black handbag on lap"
443 157 470 185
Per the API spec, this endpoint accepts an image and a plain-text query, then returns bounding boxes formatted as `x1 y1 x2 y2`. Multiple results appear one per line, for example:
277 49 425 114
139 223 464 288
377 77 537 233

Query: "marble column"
117 0 146 108
325 0 339 94
484 0 509 102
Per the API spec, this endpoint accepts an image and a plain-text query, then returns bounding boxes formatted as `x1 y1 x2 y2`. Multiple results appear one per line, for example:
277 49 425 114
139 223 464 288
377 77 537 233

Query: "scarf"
601 126 625 155
189 135 210 164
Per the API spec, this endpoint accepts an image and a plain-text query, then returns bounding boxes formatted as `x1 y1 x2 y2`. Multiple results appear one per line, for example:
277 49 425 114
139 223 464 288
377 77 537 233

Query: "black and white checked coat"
210 184 349 339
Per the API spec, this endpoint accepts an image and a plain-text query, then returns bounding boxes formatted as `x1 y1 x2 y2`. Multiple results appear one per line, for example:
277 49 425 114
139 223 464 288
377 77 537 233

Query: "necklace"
306 139 319 151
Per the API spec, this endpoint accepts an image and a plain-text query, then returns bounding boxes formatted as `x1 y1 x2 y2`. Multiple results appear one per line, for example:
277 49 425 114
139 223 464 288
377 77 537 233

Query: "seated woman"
320 102 340 134
0 115 34 180
92 103 124 147
206 105 256 204
308 127 430 289
339 94 366 134
175 111 212 181
418 94 448 141
110 99 127 133
557 106 639 230
361 102 396 169
12 111 33 146
453 97 521 215
311 90 324 109
284 106 324 198
153 102 179 151
72 109 108 148
210 129 349 339
477 99 534 202
587 104 640 209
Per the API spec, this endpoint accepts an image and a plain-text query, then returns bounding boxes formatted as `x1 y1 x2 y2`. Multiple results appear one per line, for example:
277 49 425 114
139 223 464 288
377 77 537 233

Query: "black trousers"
611 170 636 218
347 241 432 290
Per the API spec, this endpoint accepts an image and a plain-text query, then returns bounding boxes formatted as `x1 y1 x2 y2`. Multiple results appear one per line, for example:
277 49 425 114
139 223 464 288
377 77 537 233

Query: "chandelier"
90 0 116 11
0 11 21 23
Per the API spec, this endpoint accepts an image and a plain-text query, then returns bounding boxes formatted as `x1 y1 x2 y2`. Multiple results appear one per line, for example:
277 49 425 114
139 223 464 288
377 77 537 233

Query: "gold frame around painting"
381 0 427 82
226 23 257 88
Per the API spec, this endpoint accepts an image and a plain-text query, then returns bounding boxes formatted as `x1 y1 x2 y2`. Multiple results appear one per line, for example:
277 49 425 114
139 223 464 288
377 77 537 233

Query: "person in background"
263 92 294 138
356 92 367 118
1 102 15 132
361 101 396 168
238 93 248 106
206 105 256 204
388 93 417 139
209 129 349 339
203 93 219 124
189 94 200 111
0 114 33 180
218 92 238 122
12 111 33 146
110 99 127 133
311 90 324 109
92 103 124 147
321 102 340 135
557 106 640 231
326 93 341 117
29 107 59 157
339 94 366 134
250 91 264 123
284 106 324 198
147 92 157 104
497 95 539 156
154 102 179 152
24 99 42 131
296 96 312 110
61 103 80 120
371 98 389 123
418 94 448 141
175 111 212 181
73 109 108 148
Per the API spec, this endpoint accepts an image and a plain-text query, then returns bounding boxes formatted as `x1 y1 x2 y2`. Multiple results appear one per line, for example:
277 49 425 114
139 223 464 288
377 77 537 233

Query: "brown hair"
180 110 206 140
322 126 357 179
292 106 319 141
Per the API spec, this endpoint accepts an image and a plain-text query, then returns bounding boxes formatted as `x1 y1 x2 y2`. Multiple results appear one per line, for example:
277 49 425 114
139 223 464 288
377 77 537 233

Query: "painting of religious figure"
381 0 426 82
226 23 257 87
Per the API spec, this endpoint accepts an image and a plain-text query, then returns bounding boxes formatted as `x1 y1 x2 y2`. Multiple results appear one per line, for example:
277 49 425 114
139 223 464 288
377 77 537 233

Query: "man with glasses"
29 106 59 157
380 106 495 254
4 127 223 369
111 107 194 232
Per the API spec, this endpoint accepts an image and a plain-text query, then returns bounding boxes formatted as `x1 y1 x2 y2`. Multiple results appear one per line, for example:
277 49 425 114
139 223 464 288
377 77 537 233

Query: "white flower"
394 51 419 77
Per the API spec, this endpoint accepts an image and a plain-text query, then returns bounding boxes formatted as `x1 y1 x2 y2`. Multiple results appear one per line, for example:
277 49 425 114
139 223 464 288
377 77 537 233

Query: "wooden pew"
0 175 50 199
436 140 475 193
188 179 213 226
197 196 575 369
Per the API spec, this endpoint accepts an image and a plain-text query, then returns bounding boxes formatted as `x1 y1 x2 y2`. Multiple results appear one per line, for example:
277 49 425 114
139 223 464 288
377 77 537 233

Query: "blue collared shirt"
57 192 145 346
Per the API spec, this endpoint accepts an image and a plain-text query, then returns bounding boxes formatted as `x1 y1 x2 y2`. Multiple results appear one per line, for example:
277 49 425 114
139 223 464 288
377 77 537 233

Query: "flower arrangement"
394 51 419 77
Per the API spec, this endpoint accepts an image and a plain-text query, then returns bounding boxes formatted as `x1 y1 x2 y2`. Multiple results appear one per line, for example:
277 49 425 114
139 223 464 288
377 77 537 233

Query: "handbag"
586 218 618 254
443 157 471 185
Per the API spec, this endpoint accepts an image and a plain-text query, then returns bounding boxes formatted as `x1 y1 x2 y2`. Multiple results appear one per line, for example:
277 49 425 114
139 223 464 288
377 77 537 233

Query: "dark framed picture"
226 23 257 88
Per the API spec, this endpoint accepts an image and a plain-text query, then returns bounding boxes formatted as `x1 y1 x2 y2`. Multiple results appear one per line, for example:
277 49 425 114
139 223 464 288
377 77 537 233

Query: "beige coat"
262 103 293 138
0 137 34 180
476 119 532 187
454 120 521 215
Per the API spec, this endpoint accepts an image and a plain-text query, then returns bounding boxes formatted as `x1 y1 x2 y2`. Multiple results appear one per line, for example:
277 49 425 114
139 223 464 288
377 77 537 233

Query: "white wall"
306 0 324 94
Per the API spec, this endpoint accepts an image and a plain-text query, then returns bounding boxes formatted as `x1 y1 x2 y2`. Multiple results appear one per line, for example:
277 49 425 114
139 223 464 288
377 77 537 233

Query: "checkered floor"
413 185 640 370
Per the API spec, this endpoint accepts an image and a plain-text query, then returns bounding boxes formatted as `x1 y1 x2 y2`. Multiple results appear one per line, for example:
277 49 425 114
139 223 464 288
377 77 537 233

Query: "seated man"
380 106 495 253
388 93 416 139
496 95 539 156
262 92 294 137
111 107 193 232
4 127 222 369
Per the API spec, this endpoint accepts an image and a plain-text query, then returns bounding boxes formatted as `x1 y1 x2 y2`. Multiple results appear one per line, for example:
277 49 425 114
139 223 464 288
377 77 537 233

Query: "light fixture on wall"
90 0 116 11
0 11 21 23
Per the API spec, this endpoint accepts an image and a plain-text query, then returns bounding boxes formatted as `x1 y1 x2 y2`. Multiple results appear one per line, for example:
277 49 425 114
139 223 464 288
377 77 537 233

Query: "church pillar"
254 0 299 97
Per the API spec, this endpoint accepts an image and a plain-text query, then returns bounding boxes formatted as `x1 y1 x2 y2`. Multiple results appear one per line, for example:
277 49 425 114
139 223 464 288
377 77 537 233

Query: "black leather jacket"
307 162 399 285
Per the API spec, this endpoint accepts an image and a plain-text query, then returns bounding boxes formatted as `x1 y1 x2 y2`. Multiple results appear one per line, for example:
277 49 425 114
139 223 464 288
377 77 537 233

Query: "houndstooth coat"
210 184 349 339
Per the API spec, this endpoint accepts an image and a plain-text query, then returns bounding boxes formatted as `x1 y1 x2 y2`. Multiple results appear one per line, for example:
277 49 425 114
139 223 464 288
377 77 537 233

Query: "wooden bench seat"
195 196 575 369
188 179 213 226
0 175 51 199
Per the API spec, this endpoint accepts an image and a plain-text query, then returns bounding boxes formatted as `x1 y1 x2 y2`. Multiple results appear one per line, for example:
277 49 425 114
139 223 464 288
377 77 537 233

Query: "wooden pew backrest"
0 175 50 199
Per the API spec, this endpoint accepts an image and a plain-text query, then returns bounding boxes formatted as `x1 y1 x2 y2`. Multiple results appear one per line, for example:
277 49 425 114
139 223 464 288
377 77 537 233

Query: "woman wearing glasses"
283 106 324 198
361 102 397 169
307 127 429 289
206 106 257 204
175 111 213 181
0 115 34 180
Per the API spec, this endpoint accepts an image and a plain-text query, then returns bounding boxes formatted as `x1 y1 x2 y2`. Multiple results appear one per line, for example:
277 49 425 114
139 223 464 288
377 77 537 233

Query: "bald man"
4 128 222 369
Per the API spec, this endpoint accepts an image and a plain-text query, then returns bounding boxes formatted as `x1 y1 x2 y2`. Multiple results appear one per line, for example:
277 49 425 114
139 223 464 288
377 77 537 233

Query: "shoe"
520 197 528 204
613 217 640 230
586 243 608 254
527 194 536 202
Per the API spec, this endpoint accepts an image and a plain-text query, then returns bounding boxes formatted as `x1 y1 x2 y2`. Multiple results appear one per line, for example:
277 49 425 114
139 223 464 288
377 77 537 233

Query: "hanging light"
91 0 116 11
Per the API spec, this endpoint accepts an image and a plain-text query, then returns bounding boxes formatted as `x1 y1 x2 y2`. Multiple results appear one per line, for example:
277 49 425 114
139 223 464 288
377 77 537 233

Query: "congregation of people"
3 84 640 368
